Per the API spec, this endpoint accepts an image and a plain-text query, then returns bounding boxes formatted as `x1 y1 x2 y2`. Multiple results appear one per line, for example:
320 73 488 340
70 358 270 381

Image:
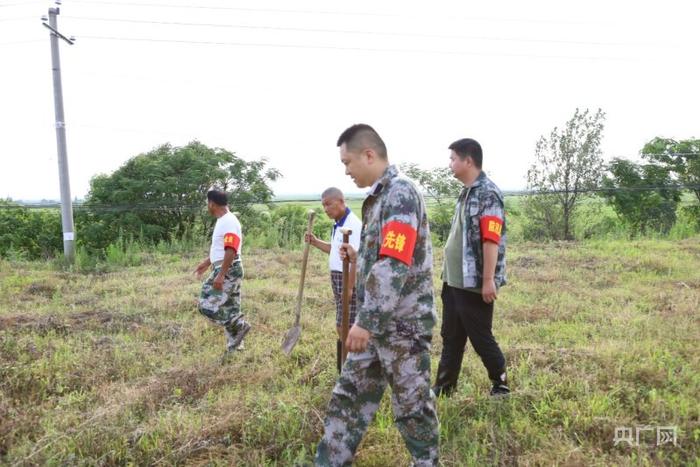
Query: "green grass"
1 237 699 465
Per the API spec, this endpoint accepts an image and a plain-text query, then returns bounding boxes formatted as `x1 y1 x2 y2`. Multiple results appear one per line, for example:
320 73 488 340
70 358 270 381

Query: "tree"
81 141 280 251
603 159 680 235
400 164 463 243
641 137 700 200
400 163 462 206
641 137 700 227
524 108 606 240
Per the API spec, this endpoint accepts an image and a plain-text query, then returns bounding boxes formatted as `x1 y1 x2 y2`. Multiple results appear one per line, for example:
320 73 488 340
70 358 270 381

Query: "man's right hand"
346 324 370 353
482 277 498 304
339 243 357 264
194 261 209 278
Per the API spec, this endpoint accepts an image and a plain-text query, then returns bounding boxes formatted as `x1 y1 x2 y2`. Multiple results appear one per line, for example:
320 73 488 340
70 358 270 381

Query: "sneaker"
236 340 245 351
225 328 236 350
226 320 251 352
490 383 510 397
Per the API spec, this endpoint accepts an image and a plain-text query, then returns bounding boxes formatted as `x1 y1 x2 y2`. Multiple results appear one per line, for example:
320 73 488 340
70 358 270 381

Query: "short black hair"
449 138 483 168
207 189 228 206
337 124 388 160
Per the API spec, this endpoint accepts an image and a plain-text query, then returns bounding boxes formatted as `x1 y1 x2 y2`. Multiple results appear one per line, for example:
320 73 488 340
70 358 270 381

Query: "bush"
681 204 700 230
428 204 454 245
242 205 333 250
669 206 700 240
572 198 622 240
504 198 524 242
0 201 63 260
521 194 567 241
104 236 144 267
603 158 681 236
521 195 628 241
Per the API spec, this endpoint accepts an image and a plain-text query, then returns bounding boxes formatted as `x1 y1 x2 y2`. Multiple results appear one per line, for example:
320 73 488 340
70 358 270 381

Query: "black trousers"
435 283 506 394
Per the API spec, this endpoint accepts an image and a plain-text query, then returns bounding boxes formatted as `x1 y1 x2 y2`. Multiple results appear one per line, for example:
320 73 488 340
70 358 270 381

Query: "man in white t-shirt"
194 190 250 357
305 187 362 372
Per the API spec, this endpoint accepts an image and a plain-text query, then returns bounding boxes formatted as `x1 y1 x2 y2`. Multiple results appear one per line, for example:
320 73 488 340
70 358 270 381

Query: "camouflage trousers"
315 333 439 466
198 261 244 334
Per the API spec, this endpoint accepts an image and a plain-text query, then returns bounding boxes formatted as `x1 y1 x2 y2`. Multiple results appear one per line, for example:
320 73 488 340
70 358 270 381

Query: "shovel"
281 209 316 355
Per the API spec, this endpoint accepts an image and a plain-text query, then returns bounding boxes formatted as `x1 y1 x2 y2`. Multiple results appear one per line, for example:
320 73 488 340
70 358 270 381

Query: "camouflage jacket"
354 165 437 338
455 171 507 289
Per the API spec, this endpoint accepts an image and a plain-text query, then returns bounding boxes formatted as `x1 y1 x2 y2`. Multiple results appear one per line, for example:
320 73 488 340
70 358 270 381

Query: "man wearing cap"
194 189 251 357
305 187 362 372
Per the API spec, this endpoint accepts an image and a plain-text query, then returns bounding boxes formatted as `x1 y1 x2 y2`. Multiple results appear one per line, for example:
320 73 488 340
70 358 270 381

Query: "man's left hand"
213 274 225 291
482 278 498 304
346 324 370 353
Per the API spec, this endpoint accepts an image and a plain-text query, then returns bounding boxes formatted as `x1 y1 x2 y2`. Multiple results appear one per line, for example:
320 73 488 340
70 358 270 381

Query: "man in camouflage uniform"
433 138 509 398
194 190 250 356
315 124 439 466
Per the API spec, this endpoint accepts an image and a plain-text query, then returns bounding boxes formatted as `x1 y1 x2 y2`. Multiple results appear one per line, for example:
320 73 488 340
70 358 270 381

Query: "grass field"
1 237 699 465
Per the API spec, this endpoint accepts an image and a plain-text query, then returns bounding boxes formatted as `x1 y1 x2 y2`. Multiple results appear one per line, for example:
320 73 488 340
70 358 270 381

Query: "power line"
503 184 700 196
0 1 44 7
3 185 699 212
607 153 700 161
65 0 608 26
0 15 35 21
77 35 632 62
62 15 648 48
638 153 700 157
0 39 43 46
67 1 401 18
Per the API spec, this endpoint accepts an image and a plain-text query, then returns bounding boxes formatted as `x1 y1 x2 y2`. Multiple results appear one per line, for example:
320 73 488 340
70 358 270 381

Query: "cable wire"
3 185 699 212
65 0 609 25
62 15 650 48
0 39 43 46
76 34 633 61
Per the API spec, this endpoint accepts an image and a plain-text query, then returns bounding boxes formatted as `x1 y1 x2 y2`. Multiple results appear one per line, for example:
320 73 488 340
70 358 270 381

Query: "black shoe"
433 366 459 398
432 384 455 398
490 383 510 397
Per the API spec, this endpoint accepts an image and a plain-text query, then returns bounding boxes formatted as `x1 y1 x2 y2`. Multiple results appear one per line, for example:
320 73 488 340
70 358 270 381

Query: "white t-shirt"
210 211 243 263
329 209 362 272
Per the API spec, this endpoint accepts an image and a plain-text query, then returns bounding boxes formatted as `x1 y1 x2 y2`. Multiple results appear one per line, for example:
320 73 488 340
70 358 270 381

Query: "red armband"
223 232 241 252
379 221 417 265
480 216 503 244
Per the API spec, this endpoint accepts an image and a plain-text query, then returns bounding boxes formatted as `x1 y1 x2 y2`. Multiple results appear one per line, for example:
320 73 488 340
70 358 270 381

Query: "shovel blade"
281 325 301 355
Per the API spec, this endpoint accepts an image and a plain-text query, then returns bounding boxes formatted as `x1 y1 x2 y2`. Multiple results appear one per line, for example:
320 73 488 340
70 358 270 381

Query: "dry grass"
0 237 698 465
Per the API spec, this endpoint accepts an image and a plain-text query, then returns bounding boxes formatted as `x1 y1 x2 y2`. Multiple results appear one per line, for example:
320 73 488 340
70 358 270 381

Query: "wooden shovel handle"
340 228 352 365
294 210 316 326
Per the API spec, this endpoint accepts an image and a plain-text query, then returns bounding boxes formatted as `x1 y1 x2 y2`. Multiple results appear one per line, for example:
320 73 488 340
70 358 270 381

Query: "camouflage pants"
198 261 244 334
315 334 439 466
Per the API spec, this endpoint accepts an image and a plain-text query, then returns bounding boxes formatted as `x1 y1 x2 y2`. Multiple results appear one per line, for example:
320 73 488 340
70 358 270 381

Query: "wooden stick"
340 227 352 366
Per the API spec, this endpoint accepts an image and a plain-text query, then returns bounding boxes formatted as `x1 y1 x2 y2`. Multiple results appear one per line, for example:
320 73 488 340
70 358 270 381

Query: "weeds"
0 237 698 465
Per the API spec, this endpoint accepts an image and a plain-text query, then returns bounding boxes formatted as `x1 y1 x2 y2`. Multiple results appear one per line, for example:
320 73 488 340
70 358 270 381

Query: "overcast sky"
1 0 698 201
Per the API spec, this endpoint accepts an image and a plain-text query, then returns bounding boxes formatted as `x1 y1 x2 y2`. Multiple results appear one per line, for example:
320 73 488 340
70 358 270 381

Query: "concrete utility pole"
43 6 76 262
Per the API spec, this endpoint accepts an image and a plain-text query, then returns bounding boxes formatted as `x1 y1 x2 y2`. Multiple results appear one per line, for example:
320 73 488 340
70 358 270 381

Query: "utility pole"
42 5 76 262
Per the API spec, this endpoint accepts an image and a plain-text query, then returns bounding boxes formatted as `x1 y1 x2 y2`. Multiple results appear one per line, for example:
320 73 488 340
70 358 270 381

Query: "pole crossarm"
42 21 75 45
